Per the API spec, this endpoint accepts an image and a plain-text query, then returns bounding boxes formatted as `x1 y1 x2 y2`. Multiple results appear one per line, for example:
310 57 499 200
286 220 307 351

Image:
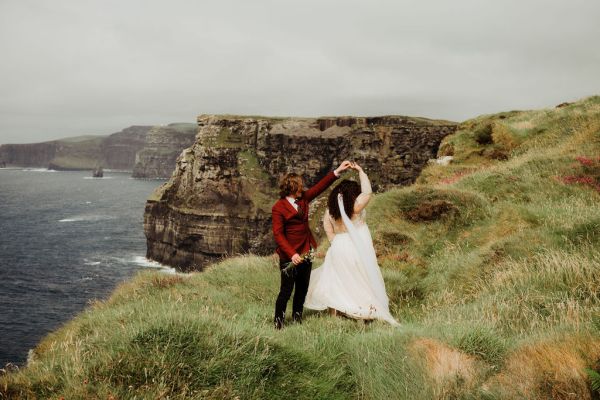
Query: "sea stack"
92 166 103 177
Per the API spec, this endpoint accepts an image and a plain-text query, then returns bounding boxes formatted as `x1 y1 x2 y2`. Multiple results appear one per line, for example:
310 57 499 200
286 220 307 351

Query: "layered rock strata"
100 126 152 170
144 115 457 271
132 123 197 178
0 124 198 176
0 141 62 168
0 126 152 171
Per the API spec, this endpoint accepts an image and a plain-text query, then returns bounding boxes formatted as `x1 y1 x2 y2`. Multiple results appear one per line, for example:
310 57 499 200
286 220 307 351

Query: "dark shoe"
274 317 284 330
292 311 303 324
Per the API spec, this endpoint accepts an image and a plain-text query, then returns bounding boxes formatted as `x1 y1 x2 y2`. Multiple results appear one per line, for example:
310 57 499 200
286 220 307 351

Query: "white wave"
85 201 92 204
83 261 101 266
20 168 57 172
131 256 184 275
59 215 115 222
83 176 114 179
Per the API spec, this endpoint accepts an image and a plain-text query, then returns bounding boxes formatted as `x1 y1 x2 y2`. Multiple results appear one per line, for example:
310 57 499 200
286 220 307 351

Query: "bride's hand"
335 160 352 175
350 162 363 172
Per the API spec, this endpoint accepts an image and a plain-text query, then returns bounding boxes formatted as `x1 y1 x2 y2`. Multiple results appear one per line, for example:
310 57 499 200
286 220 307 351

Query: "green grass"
46 137 106 169
56 135 108 143
199 114 289 121
165 123 197 133
201 127 246 148
237 149 277 214
2 96 600 399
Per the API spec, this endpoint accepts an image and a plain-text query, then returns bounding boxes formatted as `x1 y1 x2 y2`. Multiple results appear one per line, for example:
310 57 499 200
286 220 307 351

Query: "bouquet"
282 248 315 276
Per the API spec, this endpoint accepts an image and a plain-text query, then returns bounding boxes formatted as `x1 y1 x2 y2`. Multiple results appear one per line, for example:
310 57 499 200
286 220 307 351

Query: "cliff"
144 115 457 271
0 141 62 168
99 125 153 170
132 123 197 178
4 97 600 400
0 126 153 171
0 124 198 174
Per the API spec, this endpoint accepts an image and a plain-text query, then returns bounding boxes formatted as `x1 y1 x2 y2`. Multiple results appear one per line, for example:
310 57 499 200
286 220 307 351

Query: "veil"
337 193 391 312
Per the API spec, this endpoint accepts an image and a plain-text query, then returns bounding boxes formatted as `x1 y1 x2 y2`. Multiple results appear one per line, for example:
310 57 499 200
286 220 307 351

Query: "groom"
272 160 352 329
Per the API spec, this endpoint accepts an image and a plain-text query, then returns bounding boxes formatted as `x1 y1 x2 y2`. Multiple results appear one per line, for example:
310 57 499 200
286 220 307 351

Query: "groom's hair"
328 179 361 220
279 173 304 198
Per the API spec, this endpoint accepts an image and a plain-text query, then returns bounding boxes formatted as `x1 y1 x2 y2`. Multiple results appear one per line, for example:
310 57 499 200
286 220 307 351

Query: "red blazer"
272 171 339 261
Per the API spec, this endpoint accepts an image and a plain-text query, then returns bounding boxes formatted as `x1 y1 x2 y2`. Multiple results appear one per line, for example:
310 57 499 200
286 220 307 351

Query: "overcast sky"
0 0 599 144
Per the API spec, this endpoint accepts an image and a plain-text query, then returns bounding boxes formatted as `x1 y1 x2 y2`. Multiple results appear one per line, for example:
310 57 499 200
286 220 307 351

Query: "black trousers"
274 258 312 327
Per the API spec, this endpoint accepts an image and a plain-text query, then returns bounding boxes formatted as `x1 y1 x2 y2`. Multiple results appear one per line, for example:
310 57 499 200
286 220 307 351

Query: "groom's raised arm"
303 170 339 203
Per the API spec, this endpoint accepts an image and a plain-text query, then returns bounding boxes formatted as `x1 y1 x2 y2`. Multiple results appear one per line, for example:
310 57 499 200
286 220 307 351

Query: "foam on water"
131 256 182 275
58 215 116 222
20 168 57 172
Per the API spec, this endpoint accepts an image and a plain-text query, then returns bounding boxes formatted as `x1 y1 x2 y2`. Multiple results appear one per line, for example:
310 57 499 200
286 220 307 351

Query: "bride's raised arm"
353 167 372 215
323 208 335 242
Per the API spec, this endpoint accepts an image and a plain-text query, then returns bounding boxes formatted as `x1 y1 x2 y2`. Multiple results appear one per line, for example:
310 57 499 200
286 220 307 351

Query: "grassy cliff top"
197 113 457 126
164 123 197 133
2 96 600 399
56 135 109 143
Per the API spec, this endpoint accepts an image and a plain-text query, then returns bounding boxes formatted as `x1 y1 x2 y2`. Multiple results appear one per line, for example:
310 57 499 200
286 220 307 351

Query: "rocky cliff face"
0 141 61 168
0 136 115 171
144 115 457 271
0 124 196 174
132 123 197 178
0 126 152 171
100 126 152 170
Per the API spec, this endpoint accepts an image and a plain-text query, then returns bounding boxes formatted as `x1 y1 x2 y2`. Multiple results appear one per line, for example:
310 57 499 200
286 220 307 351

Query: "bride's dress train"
304 173 399 326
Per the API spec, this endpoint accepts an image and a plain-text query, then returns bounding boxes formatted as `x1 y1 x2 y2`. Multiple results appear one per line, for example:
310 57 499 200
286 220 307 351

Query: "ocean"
0 168 173 366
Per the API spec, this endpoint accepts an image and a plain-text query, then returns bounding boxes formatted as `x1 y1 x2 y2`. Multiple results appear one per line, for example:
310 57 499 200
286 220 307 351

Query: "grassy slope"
49 138 106 170
56 135 109 143
2 97 600 399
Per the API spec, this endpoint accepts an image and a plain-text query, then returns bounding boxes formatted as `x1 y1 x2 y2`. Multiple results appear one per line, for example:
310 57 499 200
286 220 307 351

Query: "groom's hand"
335 160 352 176
291 253 302 265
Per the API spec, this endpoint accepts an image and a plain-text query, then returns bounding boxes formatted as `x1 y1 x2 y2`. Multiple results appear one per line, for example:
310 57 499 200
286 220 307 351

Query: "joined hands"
290 161 363 265
334 160 352 176
349 161 363 172
334 160 364 176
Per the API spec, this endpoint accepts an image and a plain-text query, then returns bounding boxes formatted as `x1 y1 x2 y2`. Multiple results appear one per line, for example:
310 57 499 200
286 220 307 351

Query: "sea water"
0 168 174 366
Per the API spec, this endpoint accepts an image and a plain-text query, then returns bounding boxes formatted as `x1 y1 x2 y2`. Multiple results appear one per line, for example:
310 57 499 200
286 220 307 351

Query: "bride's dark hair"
328 179 361 220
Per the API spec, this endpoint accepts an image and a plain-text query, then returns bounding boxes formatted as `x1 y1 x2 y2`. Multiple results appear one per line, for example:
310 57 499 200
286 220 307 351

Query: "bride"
304 162 399 326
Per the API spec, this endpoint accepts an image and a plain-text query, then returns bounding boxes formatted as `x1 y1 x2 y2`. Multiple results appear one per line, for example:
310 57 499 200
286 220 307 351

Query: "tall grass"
2 96 600 399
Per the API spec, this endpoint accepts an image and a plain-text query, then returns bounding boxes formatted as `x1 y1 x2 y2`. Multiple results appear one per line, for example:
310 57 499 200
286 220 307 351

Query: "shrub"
474 124 493 145
585 368 600 394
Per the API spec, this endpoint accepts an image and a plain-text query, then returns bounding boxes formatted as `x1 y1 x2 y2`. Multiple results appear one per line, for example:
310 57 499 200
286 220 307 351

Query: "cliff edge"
144 115 457 271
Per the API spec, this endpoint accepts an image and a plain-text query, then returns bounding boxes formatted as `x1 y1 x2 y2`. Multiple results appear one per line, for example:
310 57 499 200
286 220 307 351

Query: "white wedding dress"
304 171 399 326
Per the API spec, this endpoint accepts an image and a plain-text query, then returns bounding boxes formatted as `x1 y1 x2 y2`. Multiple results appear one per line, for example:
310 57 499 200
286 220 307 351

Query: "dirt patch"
380 231 413 245
483 146 509 160
484 337 600 399
409 338 477 395
404 200 457 222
